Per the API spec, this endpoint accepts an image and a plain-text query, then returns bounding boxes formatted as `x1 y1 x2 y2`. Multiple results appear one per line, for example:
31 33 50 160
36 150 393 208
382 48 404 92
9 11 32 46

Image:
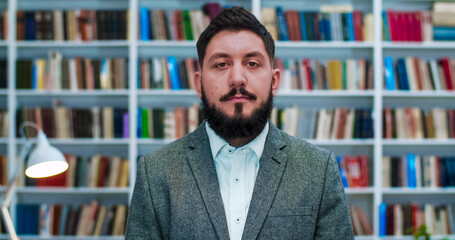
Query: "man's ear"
194 71 203 98
271 68 281 96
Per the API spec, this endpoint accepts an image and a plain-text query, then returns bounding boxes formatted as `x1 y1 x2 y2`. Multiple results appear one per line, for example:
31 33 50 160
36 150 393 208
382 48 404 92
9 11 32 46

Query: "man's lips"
227 95 251 101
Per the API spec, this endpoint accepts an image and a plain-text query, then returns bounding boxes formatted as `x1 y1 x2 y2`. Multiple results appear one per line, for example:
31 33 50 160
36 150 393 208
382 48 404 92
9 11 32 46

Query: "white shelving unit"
0 0 454 239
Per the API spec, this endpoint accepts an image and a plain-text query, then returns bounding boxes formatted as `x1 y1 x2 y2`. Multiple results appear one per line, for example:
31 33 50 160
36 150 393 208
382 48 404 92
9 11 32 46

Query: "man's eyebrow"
207 52 230 63
244 51 266 60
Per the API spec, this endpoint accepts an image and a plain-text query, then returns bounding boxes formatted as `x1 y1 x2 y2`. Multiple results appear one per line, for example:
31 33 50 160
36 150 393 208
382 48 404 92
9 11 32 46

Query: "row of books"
137 104 202 139
0 109 8 137
0 155 6 186
17 107 129 139
261 6 373 42
16 201 127 236
17 54 128 90
383 155 455 188
274 107 374 140
277 58 374 91
139 3 221 41
382 10 433 42
16 10 128 41
0 59 6 88
384 56 455 91
349 205 373 236
382 107 455 139
20 154 129 188
338 155 369 188
379 202 455 236
138 57 198 90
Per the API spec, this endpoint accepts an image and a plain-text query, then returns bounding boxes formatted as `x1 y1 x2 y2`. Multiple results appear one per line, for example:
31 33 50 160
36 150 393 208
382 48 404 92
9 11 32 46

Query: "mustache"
219 87 257 102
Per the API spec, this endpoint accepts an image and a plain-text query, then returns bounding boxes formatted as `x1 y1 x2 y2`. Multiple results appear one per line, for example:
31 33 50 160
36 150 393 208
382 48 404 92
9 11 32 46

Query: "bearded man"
126 6 354 240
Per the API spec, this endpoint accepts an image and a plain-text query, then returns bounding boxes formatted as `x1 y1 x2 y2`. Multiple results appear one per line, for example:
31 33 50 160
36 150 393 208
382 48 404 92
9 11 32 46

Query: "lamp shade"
24 130 68 178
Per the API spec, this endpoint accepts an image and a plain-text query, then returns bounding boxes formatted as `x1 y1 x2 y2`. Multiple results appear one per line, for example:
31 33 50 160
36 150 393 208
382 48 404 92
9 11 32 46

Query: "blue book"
433 26 455 40
17 204 39 234
25 12 36 40
276 7 289 41
336 156 349 187
59 205 70 235
167 56 181 90
382 11 390 41
396 59 410 90
299 12 308 41
324 13 332 41
407 154 417 188
379 202 387 237
347 12 355 41
318 14 326 41
140 7 150 41
384 57 396 90
137 107 143 138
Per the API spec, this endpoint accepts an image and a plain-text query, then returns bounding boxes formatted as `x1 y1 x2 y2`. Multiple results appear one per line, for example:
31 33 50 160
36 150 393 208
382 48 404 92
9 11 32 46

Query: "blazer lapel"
242 124 288 240
186 124 230 240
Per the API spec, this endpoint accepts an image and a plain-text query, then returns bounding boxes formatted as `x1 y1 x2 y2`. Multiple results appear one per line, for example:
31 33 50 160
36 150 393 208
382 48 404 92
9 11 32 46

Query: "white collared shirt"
206 122 269 240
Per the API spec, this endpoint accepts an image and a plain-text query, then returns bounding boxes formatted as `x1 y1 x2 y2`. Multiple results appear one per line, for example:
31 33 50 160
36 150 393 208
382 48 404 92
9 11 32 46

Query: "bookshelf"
0 0 453 239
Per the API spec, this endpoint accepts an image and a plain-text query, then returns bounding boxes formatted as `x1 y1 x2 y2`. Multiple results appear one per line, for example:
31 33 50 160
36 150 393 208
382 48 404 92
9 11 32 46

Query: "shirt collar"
206 121 269 160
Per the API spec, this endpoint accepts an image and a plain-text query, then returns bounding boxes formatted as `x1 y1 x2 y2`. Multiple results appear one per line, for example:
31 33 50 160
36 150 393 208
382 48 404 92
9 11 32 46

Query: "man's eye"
217 62 227 68
248 62 258 67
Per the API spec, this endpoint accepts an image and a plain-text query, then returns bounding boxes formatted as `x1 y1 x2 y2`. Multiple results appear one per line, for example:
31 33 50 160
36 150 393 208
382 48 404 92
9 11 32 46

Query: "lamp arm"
1 140 33 240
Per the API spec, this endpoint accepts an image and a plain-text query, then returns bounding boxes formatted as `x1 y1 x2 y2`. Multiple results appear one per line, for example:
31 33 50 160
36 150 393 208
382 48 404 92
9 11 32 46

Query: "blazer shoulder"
141 125 207 165
278 129 333 162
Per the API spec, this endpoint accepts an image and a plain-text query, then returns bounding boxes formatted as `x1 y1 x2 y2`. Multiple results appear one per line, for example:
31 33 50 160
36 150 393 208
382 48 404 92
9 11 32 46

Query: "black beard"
201 86 273 142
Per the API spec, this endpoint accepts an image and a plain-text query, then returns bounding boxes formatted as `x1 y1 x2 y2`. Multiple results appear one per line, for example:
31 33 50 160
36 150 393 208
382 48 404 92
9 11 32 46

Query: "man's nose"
228 63 247 88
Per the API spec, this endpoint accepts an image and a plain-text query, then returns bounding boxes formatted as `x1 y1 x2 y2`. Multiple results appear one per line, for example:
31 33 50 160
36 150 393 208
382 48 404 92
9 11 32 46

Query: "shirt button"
234 178 240 183
228 149 233 153
236 218 241 224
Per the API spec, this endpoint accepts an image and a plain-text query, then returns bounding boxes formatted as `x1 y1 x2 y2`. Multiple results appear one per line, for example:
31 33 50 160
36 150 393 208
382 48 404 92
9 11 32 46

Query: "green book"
182 10 194 40
142 108 149 138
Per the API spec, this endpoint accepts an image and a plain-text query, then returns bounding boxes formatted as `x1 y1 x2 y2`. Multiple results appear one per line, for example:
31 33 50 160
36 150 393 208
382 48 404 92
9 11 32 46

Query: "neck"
226 135 257 148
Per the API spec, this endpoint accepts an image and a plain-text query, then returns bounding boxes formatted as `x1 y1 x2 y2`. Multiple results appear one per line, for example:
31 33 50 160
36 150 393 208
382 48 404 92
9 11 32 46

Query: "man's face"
195 30 280 121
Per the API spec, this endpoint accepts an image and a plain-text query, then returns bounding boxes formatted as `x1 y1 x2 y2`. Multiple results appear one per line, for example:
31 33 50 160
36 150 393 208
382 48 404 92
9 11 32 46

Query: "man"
126 6 354 239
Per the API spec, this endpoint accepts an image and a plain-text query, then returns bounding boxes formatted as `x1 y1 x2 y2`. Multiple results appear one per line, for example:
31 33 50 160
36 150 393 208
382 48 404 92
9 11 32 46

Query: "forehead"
205 30 268 60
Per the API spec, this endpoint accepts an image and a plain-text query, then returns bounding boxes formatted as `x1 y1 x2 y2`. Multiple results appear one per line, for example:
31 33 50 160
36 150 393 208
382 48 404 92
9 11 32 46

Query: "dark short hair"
196 6 275 68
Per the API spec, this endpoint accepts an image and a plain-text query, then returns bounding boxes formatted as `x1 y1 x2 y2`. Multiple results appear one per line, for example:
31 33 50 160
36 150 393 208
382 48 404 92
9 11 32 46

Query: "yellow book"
327 60 343 90
37 59 46 90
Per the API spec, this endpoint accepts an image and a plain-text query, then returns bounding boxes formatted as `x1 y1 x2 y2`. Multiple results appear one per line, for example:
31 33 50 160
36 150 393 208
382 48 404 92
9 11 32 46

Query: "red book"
396 12 409 41
79 9 88 41
387 10 397 41
285 11 296 41
303 59 313 90
439 57 453 90
353 10 363 41
413 12 422 42
347 156 362 187
359 155 369 187
98 156 109 187
411 203 419 231
403 12 412 41
448 109 455 138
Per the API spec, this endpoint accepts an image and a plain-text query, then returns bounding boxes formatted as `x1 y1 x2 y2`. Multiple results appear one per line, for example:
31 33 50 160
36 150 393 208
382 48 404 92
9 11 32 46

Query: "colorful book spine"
384 57 396 90
167 56 181 90
139 7 150 41
407 153 417 188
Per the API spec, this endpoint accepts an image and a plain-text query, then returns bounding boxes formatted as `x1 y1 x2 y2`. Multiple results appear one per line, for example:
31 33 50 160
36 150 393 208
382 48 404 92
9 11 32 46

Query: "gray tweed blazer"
126 123 354 239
